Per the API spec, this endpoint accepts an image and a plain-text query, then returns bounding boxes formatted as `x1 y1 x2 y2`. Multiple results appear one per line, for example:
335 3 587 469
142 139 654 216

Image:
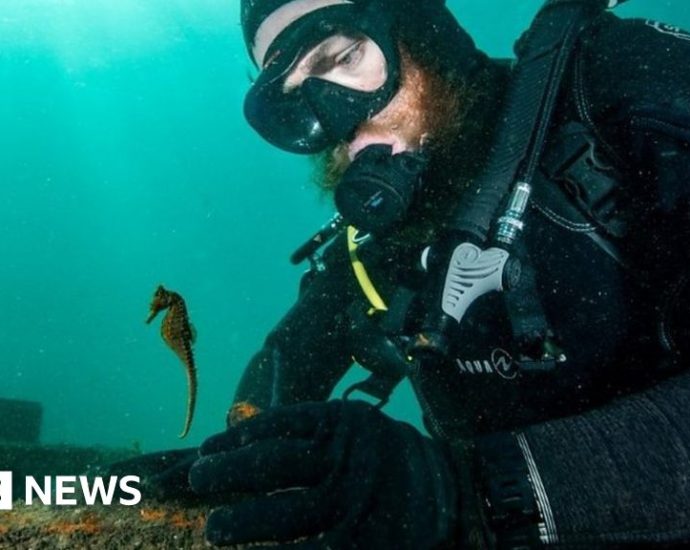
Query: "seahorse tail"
179 348 197 439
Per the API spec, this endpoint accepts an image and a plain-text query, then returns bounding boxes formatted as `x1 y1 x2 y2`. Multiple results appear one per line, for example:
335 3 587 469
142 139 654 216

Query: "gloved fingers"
199 402 340 456
204 484 342 547
190 438 332 495
143 454 198 501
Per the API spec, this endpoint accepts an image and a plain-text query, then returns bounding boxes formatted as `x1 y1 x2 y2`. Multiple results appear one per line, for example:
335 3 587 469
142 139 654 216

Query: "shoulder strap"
343 293 415 408
450 0 624 243
470 0 623 370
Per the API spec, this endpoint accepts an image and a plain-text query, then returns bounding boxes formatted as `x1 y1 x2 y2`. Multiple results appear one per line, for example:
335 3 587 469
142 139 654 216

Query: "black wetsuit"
234 14 690 547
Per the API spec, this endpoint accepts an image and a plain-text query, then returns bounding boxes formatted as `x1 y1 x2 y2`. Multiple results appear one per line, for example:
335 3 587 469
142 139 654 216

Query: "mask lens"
244 77 330 154
284 34 388 93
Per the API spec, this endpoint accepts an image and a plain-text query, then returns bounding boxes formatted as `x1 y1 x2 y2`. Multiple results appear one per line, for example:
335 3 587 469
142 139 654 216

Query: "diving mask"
243 1 401 154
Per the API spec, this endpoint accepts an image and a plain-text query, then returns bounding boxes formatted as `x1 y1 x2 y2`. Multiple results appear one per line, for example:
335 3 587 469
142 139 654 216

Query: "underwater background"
1 0 688 453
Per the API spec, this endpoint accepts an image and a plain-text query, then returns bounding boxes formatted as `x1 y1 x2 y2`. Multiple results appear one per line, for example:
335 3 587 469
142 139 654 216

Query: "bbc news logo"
0 471 141 510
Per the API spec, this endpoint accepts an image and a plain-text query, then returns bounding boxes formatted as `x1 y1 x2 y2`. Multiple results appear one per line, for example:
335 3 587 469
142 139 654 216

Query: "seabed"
0 502 208 549
0 398 211 549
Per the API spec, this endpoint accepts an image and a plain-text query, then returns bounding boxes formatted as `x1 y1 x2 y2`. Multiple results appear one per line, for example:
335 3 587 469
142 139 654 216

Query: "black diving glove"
189 400 459 548
100 447 200 502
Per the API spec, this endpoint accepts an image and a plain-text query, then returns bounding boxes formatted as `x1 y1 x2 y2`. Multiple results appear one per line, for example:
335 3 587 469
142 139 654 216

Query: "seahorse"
146 285 197 439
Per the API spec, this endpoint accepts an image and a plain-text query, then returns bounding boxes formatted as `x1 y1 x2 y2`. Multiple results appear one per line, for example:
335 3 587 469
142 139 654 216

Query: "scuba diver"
121 0 690 547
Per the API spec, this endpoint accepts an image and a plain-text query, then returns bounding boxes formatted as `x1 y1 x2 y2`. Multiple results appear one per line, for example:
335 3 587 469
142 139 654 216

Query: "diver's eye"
282 34 385 92
335 41 363 68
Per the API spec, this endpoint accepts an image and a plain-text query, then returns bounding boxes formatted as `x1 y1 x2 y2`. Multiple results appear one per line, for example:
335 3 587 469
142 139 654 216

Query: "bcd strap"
535 121 635 270
450 0 613 240
343 290 416 407
504 241 567 372
481 0 616 372
540 122 628 239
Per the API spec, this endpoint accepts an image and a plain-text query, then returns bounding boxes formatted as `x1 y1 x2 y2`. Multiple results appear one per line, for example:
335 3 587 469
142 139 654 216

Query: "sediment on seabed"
0 502 209 550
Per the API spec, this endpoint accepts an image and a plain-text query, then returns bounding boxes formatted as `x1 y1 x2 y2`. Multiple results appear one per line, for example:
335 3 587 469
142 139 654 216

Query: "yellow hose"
347 226 388 314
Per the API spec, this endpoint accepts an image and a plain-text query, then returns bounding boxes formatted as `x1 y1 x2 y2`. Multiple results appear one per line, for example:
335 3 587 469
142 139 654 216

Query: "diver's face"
284 33 432 160
245 0 410 153
345 53 432 159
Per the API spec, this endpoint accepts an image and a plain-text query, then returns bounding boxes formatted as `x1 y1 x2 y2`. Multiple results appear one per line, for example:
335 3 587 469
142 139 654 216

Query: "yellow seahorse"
146 285 197 439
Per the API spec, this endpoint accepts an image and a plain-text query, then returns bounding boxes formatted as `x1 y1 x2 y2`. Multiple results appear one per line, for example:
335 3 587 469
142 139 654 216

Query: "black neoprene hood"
241 0 411 64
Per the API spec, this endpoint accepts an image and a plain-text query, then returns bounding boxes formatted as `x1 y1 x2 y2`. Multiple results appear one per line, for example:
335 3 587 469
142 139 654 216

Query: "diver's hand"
99 447 199 503
189 400 459 548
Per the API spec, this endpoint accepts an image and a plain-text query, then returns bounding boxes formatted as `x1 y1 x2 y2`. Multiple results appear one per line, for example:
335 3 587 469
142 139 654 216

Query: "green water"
1 0 688 452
